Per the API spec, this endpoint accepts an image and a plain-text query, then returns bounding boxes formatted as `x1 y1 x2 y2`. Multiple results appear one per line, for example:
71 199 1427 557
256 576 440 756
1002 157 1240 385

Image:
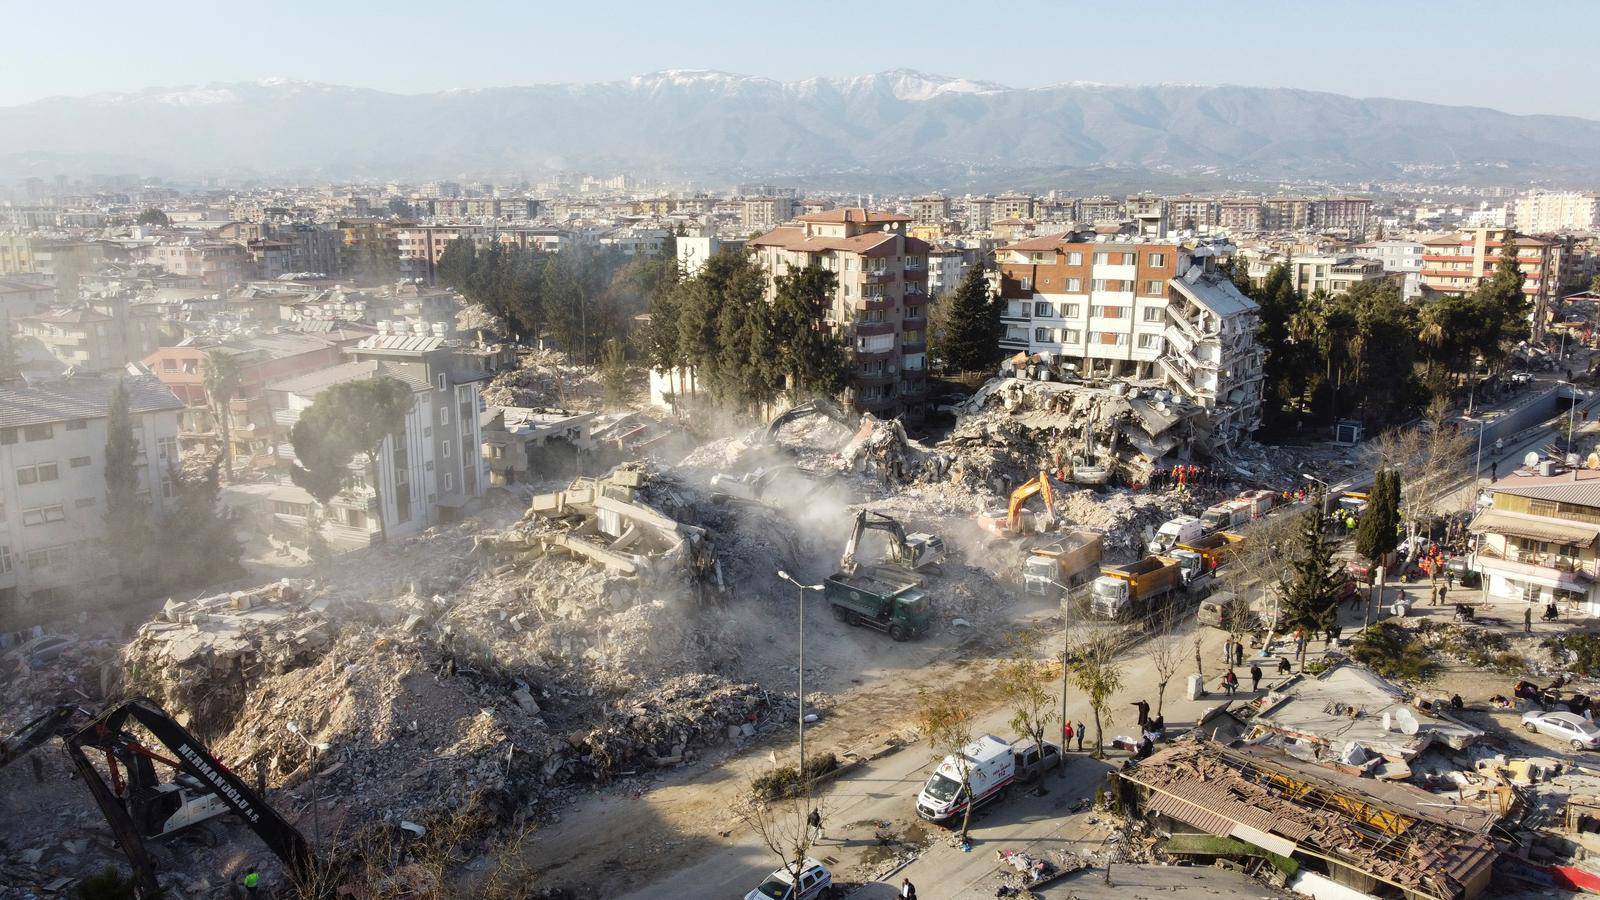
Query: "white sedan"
1522 710 1600 750
745 859 833 900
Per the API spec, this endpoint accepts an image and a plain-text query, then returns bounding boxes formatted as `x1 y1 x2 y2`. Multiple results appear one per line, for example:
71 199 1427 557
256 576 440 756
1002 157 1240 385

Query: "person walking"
1075 721 1086 752
901 878 918 900
1525 606 1534 634
1233 641 1244 667
1222 669 1237 695
1250 664 1263 692
1063 720 1075 751
807 807 824 842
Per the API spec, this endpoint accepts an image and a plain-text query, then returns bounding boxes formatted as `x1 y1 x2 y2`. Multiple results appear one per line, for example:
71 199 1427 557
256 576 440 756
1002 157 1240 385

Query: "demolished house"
1250 662 1484 768
1120 740 1503 900
947 375 1205 485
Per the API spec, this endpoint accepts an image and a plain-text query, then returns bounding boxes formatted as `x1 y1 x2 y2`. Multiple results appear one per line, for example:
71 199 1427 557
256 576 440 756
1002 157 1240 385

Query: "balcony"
1474 545 1596 591
901 340 927 354
855 368 897 385
853 320 894 336
864 270 897 285
857 293 895 311
902 268 928 282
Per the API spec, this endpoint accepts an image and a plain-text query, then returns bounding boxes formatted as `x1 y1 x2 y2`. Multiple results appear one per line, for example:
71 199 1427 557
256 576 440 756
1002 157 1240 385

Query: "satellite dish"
1381 711 1393 732
1394 708 1420 736
1525 451 1541 468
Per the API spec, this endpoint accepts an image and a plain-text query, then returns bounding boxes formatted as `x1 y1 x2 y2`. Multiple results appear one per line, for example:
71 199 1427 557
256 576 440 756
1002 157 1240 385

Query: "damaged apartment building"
993 230 1263 453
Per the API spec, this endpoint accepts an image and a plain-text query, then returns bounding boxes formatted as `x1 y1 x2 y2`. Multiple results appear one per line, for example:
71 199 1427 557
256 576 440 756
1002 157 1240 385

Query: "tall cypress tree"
103 380 150 583
1277 507 1345 667
939 265 1002 374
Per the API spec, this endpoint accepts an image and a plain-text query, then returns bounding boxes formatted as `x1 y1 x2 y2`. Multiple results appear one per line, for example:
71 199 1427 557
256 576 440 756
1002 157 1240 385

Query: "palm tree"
202 351 243 482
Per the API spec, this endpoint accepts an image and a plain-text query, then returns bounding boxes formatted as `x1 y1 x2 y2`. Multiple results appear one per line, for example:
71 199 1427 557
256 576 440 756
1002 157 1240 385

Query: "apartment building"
1289 255 1389 296
0 276 55 331
994 232 1185 379
425 198 540 220
995 193 1036 221
265 333 488 548
393 225 569 281
16 298 162 373
0 233 38 274
1167 196 1218 232
1159 266 1264 452
1313 197 1373 236
748 208 931 416
1357 240 1425 275
141 240 249 289
1420 227 1556 336
1469 464 1600 613
0 373 183 615
741 197 796 232
1077 198 1123 224
675 235 743 278
962 197 996 231
927 246 969 298
1218 200 1264 233
1513 191 1600 234
1128 197 1167 237
910 196 950 227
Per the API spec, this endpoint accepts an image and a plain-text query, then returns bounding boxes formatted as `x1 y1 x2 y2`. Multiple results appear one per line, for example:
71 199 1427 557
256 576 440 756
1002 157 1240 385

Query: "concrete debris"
480 347 602 409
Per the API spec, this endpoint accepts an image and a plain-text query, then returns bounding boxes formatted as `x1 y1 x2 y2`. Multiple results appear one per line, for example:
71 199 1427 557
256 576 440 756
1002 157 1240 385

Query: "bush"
751 752 840 801
1350 622 1441 683
1544 633 1600 675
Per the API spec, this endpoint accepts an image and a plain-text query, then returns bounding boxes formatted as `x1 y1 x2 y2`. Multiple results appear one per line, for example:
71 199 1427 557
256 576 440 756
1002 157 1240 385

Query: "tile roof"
750 226 929 258
0 373 184 429
794 208 910 225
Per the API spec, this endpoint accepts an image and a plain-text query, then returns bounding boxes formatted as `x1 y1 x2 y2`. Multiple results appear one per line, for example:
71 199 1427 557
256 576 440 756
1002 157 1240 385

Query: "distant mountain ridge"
4 70 1600 184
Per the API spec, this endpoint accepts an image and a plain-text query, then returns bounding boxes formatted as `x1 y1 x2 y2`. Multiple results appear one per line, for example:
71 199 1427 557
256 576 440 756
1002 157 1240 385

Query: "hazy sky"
6 0 1595 118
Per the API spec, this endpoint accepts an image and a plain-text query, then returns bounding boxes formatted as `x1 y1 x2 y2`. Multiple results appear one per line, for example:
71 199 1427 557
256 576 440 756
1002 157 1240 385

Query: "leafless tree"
998 654 1058 756
917 686 979 842
1068 636 1124 758
1147 609 1185 718
732 777 822 888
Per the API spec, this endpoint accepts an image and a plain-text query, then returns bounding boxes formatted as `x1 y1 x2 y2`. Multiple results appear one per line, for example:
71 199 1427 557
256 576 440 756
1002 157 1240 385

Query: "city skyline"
6 0 1599 119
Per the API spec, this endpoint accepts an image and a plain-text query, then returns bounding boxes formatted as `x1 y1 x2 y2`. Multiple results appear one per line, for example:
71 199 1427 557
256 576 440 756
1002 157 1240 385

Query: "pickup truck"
824 571 932 641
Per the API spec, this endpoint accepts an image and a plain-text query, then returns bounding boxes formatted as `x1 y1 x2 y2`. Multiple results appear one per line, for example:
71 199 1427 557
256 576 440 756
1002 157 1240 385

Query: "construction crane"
1006 469 1059 533
1 698 316 897
840 510 946 576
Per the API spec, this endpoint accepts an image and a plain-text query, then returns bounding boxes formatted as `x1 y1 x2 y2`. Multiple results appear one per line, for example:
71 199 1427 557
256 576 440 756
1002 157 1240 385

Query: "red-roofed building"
750 208 929 415
1421 227 1557 340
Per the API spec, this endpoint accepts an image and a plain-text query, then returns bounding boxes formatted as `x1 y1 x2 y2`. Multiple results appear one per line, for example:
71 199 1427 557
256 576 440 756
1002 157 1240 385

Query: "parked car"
1012 740 1063 782
1522 710 1600 750
745 858 833 900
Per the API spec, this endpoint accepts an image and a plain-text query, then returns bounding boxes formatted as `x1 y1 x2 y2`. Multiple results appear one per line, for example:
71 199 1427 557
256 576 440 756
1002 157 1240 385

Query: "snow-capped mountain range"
5 70 1600 182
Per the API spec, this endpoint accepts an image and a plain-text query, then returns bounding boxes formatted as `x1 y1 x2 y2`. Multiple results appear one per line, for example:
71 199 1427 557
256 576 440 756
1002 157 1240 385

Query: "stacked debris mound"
840 413 947 484
121 579 330 737
1056 489 1185 559
0 633 122 735
573 674 786 776
481 348 601 409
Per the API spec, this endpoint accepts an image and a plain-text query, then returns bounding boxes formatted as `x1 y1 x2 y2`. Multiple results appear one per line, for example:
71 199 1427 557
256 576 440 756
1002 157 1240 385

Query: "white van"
1149 515 1203 554
916 734 1015 823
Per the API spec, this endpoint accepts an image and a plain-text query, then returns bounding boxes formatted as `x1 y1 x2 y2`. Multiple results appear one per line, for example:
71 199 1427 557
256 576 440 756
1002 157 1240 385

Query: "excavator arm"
0 703 85 771
1006 470 1057 532
763 398 855 444
840 510 914 573
65 698 317 897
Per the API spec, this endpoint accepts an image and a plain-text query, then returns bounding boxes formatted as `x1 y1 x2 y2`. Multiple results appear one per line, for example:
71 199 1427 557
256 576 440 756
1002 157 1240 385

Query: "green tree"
135 208 169 227
997 655 1057 762
289 376 415 545
770 264 849 400
938 265 1002 374
158 458 243 588
202 351 243 482
916 687 978 843
1069 637 1123 759
103 380 149 583
1350 622 1441 683
601 338 630 409
1276 507 1345 668
1356 469 1400 564
1590 274 1600 296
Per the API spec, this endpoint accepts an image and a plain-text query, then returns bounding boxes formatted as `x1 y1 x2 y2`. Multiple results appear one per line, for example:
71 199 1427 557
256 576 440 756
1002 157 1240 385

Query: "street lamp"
285 722 331 846
776 570 824 805
1045 577 1077 772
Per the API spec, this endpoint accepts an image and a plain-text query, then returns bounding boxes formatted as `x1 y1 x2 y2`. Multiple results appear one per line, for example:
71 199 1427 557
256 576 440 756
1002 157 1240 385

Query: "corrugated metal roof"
1471 508 1600 544
268 361 431 396
1489 471 1600 507
1143 789 1237 837
0 374 184 429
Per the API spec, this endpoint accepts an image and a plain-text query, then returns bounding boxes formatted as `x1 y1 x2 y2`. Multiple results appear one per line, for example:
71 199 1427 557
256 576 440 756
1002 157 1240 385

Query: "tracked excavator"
761 398 856 445
839 509 947 576
1 698 315 897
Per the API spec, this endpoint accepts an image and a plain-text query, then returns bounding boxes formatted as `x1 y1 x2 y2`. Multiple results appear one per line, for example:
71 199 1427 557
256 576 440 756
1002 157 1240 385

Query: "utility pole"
1050 578 1073 772
777 571 823 805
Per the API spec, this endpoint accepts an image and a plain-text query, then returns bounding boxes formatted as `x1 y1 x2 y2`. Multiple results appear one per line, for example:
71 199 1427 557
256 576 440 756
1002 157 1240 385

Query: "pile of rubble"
481 348 601 409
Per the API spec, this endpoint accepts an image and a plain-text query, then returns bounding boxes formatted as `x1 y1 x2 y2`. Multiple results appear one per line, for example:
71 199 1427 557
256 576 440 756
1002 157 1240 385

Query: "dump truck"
1022 531 1104 596
1090 556 1183 619
1149 515 1204 554
1174 531 1245 572
1200 499 1253 532
823 570 933 641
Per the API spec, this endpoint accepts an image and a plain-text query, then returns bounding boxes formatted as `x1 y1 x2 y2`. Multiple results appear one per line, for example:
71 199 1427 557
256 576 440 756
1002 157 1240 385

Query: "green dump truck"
824 570 933 641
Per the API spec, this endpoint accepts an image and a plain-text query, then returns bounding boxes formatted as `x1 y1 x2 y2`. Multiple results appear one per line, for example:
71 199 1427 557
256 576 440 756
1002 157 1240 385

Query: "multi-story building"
994 232 1184 379
1218 200 1264 233
910 196 950 227
1311 197 1373 237
16 299 161 373
1167 196 1218 232
1128 197 1167 238
141 240 249 289
265 332 488 549
425 198 540 220
0 373 183 616
1159 266 1264 452
1263 197 1312 232
1289 255 1389 296
0 233 39 274
675 235 742 278
1514 191 1600 234
927 246 970 298
1469 462 1600 613
1077 198 1123 224
962 197 996 231
1421 227 1556 337
741 197 796 232
393 225 569 281
748 208 930 416
1357 240 1426 276
0 276 55 331
995 193 1036 222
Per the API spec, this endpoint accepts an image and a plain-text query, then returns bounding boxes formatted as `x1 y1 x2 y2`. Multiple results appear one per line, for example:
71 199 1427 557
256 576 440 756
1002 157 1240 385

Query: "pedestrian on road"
1233 642 1244 667
1075 721 1086 751
1250 664 1262 692
1525 606 1534 634
1133 699 1150 728
1277 657 1291 676
1063 720 1074 750
807 807 824 842
901 878 918 899
1493 461 1500 480
243 865 260 896
1222 669 1238 695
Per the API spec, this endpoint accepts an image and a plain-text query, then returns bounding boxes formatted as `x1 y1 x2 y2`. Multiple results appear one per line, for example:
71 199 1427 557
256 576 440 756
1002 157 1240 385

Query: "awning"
1470 509 1600 545
268 484 315 505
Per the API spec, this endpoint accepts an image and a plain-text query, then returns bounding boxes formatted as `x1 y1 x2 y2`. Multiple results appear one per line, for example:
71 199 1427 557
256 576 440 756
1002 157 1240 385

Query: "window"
1123 252 1138 265
0 428 15 445
437 373 448 391
163 359 178 372
26 546 70 571
1019 276 1032 291
16 463 59 485
74 497 96 509
444 473 455 492
1149 252 1167 267
0 545 10 574
442 439 452 459
1092 279 1110 291
1067 251 1082 265
70 456 90 468
1092 305 1124 319
1143 306 1164 322
1034 301 1053 317
490 445 505 459
1063 304 1081 318
1144 280 1165 295
1095 332 1129 347
423 426 432 438
23 424 52 442
22 504 66 526
1062 329 1082 343
272 500 310 517
345 509 366 528
439 406 449 426
1138 333 1161 349
157 436 177 462
1065 277 1083 292
1034 327 1051 342
1093 251 1110 264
